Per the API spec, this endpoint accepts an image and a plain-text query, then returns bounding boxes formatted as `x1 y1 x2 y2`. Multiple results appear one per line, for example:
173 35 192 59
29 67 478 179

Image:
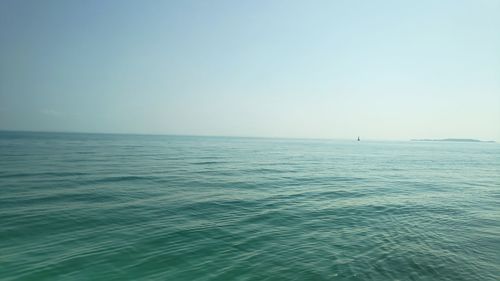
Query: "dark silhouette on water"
357 136 360 141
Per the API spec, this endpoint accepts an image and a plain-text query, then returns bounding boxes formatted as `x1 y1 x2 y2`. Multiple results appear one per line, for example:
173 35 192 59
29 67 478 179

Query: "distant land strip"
411 138 496 143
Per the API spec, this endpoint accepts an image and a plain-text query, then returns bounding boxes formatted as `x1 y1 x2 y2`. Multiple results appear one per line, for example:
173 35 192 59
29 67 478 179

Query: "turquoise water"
1 131 499 281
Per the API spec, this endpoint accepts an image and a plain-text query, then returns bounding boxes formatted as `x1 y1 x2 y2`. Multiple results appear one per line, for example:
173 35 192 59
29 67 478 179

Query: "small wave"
84 175 157 185
0 171 87 178
191 161 226 165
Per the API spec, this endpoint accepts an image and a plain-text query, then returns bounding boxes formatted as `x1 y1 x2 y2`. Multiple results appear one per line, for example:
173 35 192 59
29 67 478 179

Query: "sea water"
1 131 499 281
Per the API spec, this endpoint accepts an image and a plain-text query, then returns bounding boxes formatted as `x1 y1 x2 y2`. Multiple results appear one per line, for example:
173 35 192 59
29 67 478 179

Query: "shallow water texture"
1 131 499 281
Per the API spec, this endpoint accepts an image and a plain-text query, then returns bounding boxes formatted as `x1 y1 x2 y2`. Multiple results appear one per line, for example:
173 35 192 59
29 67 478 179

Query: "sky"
1 0 499 141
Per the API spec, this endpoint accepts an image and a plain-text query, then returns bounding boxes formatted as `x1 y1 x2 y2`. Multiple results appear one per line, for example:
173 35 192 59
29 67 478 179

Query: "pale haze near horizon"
1 0 499 141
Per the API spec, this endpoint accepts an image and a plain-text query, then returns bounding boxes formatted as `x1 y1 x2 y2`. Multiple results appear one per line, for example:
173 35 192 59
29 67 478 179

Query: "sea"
0 131 499 281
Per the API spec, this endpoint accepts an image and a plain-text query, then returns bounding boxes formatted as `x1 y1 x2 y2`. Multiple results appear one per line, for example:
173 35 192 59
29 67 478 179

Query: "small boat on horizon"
357 136 360 141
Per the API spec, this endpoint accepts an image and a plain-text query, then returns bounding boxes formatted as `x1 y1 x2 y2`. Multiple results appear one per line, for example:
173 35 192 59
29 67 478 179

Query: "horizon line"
0 129 497 143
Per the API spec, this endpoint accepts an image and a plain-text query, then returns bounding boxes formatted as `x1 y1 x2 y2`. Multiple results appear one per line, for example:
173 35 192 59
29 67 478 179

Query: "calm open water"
1 131 499 281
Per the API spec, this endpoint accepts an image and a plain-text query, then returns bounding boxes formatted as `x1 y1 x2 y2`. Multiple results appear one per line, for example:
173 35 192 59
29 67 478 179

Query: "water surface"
1 131 499 280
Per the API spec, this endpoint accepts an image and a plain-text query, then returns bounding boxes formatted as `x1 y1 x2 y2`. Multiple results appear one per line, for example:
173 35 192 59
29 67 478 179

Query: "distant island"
411 138 495 143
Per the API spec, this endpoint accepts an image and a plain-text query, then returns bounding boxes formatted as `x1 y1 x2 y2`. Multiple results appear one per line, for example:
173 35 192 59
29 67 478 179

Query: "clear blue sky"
1 0 499 140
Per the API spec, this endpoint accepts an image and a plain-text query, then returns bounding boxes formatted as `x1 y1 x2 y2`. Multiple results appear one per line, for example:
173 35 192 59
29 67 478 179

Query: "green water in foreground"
1 131 499 280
